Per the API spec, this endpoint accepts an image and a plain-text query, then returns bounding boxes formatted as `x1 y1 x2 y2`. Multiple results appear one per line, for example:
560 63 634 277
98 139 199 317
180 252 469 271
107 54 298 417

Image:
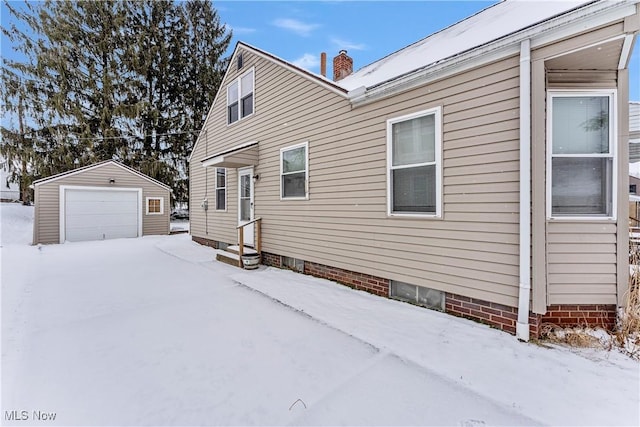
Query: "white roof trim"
201 140 259 167
349 1 637 106
33 160 172 191
618 34 636 69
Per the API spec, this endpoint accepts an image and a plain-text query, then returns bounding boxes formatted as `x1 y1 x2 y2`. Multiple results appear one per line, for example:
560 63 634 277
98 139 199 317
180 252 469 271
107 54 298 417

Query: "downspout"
516 39 532 342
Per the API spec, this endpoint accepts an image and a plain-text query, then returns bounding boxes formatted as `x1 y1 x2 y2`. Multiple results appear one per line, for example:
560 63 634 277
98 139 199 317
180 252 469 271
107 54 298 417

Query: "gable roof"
336 0 595 91
32 160 173 191
188 41 349 163
189 0 637 160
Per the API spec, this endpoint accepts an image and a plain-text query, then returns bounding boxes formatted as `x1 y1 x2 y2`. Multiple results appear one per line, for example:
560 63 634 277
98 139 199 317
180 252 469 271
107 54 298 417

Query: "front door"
238 167 254 247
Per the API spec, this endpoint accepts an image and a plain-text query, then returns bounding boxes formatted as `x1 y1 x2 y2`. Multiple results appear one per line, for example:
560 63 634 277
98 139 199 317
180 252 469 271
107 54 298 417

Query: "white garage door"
64 189 140 242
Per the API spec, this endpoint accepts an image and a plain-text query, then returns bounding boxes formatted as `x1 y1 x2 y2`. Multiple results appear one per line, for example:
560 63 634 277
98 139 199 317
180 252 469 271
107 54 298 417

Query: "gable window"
227 69 254 124
215 167 226 210
387 107 442 217
548 91 616 218
280 141 308 199
146 197 164 215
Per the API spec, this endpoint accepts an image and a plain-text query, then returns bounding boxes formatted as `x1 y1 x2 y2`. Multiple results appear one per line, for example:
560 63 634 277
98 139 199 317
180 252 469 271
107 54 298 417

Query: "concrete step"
226 245 258 256
216 250 241 267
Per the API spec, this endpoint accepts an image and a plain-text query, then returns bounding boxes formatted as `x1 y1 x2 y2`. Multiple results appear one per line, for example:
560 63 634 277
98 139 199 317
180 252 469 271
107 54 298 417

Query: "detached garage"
32 160 171 244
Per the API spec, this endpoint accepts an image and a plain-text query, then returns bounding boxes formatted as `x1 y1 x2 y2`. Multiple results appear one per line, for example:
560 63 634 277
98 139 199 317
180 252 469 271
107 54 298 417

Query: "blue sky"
216 0 639 100
1 1 638 100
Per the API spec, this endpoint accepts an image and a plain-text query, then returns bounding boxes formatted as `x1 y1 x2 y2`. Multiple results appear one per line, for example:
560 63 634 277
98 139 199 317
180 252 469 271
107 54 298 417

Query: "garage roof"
32 160 173 191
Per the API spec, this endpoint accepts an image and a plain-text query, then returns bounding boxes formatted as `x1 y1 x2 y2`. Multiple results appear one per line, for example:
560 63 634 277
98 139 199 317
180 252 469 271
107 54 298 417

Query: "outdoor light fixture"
253 174 260 181
109 178 115 184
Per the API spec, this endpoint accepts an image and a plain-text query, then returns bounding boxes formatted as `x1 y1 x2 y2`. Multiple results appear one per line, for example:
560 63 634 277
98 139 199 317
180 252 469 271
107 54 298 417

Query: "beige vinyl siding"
191 48 522 307
34 163 169 244
530 21 628 309
547 222 618 304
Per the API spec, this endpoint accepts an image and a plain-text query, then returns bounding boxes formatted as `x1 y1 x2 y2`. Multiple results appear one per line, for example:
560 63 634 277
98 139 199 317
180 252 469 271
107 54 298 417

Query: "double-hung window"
387 107 442 217
215 168 226 210
280 141 308 199
548 91 616 218
227 69 254 124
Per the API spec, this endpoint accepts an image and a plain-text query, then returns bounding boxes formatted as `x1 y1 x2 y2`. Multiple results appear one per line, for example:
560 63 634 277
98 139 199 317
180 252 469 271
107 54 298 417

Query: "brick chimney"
333 50 353 81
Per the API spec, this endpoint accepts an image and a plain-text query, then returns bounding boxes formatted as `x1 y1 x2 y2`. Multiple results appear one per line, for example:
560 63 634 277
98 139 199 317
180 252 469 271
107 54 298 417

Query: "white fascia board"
202 155 225 168
619 34 636 69
201 140 259 166
34 160 172 192
350 1 637 107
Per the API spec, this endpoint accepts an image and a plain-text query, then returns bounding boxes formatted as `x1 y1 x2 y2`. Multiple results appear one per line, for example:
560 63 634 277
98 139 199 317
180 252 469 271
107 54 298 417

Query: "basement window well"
390 281 444 311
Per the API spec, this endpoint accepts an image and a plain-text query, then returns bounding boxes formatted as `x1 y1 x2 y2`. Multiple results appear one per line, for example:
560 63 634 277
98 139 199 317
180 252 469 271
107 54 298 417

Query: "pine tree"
1 0 232 208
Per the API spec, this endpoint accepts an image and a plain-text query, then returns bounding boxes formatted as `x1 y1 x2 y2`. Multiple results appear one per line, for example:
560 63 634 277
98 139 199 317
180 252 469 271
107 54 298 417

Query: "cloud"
291 53 320 70
273 18 320 37
231 26 257 35
331 37 366 51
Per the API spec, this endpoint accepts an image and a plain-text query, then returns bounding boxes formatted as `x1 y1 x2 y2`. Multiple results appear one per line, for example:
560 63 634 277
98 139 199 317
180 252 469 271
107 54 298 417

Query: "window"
227 69 254 124
390 281 444 311
548 91 616 218
215 168 226 210
280 141 308 199
146 197 163 215
630 184 637 194
387 107 442 217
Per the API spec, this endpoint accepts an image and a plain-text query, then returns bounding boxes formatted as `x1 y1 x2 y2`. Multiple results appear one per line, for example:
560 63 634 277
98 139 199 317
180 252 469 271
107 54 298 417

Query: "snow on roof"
336 0 591 91
630 161 640 179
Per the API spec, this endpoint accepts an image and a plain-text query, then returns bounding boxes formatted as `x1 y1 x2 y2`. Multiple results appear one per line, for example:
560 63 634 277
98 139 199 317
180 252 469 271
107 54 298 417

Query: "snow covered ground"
1 203 638 426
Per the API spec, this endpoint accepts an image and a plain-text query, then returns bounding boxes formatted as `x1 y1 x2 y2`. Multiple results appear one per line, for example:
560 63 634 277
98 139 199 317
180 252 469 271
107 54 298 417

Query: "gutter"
349 1 636 106
516 39 532 342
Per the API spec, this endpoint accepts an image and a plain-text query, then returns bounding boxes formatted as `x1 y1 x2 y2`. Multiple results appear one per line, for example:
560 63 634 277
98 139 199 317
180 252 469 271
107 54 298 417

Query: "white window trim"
546 89 617 221
226 67 255 126
386 106 443 218
146 196 164 215
280 141 309 201
215 167 227 211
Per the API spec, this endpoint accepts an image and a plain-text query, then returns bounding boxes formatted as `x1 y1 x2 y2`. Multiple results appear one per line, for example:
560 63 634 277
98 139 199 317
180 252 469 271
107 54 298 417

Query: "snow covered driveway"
1 219 638 425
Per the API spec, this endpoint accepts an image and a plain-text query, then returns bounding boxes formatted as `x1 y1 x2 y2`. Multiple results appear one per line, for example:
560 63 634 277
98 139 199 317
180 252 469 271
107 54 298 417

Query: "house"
32 160 171 244
189 0 640 341
0 156 20 201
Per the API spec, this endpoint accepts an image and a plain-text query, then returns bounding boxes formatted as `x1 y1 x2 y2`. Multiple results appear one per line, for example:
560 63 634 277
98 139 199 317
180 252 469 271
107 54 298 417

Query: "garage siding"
33 162 170 244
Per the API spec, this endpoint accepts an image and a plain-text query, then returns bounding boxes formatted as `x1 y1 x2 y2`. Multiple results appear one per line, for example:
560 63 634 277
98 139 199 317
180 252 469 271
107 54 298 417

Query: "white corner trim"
59 185 143 244
145 196 165 215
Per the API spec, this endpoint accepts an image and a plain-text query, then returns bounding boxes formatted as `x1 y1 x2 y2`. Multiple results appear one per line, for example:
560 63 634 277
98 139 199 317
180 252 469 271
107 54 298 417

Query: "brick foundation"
194 239 619 337
446 293 542 336
192 236 220 249
538 304 617 331
261 251 282 268
303 260 389 297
